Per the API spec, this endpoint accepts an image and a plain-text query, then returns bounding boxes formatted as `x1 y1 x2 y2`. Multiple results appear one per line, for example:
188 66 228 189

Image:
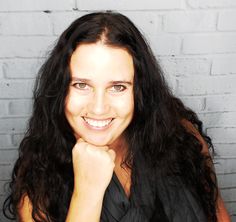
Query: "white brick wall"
187 0 236 9
212 56 236 75
183 34 236 54
0 0 235 220
218 10 236 31
0 0 75 11
76 0 186 10
0 13 53 36
164 11 217 33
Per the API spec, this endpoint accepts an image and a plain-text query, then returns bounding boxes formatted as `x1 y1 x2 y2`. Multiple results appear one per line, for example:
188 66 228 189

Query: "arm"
18 195 34 222
65 191 104 222
66 141 116 222
19 190 106 222
18 193 104 222
182 120 231 222
18 141 116 222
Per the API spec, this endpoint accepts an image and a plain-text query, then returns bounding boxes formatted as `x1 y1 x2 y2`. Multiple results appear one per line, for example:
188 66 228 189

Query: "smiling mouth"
83 117 114 128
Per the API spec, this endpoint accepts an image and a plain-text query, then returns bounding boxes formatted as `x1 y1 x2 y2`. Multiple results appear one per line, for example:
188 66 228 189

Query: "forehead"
70 42 134 82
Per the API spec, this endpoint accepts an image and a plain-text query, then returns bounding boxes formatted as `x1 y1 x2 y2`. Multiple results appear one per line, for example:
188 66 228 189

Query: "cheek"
112 94 134 117
65 93 86 116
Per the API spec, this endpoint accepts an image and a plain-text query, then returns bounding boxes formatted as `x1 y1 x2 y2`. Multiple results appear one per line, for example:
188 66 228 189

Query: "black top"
100 167 207 222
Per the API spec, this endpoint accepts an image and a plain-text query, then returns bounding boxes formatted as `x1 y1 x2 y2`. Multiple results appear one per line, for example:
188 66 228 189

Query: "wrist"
72 187 105 205
66 190 104 222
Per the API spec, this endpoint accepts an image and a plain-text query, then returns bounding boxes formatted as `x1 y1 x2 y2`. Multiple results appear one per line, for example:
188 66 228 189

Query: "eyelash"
72 82 89 90
72 82 127 92
110 85 127 92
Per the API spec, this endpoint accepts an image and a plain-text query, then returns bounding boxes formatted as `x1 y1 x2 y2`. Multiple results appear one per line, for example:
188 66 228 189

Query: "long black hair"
3 12 217 221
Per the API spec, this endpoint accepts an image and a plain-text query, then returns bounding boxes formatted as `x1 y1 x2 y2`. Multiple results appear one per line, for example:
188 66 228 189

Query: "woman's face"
65 42 134 147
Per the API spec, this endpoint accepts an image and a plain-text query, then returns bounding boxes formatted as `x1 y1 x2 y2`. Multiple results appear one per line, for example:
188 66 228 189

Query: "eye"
110 84 127 92
72 82 90 90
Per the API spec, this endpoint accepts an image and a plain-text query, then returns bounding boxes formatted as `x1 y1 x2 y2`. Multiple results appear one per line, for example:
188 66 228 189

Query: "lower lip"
83 118 114 131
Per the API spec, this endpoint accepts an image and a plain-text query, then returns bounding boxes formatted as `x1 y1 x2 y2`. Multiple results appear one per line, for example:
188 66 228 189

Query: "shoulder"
18 195 47 222
18 195 34 222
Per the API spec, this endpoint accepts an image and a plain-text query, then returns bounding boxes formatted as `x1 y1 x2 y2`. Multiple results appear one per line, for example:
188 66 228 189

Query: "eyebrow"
71 77 133 85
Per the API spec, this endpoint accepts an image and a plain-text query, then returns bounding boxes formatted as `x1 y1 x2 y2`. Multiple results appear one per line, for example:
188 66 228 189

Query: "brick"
177 76 236 96
225 202 236 216
183 34 236 54
0 165 12 180
0 80 34 99
164 11 216 32
214 144 236 157
0 135 12 149
0 194 13 221
51 12 86 35
0 100 8 117
214 158 236 174
0 0 75 11
77 0 185 10
217 174 236 188
122 11 162 36
180 96 205 112
0 61 4 78
160 58 211 76
0 118 28 133
0 181 9 195
212 56 236 75
163 74 177 93
205 95 236 112
8 100 32 116
0 194 14 222
0 150 18 164
0 195 9 208
198 112 236 127
149 35 181 56
3 58 43 79
207 127 236 143
12 133 24 147
187 0 236 8
218 11 236 31
221 188 236 202
0 36 57 58
0 12 52 35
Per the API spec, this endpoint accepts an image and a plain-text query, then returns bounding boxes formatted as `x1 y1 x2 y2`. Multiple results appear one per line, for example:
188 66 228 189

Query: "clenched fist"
72 139 116 197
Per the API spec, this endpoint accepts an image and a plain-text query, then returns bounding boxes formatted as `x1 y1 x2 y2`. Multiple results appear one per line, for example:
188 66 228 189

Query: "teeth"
84 117 112 128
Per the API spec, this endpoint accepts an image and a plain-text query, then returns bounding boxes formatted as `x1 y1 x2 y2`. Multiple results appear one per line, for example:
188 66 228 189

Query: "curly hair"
3 12 217 221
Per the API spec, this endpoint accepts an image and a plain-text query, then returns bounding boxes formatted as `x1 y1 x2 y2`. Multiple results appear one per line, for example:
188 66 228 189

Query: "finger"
107 149 116 162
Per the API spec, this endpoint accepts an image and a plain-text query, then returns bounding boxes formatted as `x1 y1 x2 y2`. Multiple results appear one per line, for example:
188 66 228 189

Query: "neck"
109 136 129 167
111 138 132 198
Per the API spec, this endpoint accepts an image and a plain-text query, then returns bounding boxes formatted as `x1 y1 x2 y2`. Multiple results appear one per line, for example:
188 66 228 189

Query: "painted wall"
0 0 236 220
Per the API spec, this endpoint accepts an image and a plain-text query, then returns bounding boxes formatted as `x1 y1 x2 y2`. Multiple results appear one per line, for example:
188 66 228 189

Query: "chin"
83 136 114 147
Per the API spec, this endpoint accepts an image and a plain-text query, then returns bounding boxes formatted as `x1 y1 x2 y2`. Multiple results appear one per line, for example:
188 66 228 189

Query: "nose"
88 89 109 116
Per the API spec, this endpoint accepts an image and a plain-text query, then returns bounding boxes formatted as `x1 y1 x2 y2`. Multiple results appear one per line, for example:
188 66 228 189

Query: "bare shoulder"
18 195 34 222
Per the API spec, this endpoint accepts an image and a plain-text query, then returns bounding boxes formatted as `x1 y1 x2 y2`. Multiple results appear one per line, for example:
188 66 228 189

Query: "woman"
3 12 230 221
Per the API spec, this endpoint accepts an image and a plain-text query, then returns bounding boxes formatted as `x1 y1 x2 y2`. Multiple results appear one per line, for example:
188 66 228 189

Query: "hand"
72 139 116 197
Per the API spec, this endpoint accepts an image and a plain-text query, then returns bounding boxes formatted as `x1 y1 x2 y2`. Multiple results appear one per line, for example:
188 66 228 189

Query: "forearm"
66 191 104 222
